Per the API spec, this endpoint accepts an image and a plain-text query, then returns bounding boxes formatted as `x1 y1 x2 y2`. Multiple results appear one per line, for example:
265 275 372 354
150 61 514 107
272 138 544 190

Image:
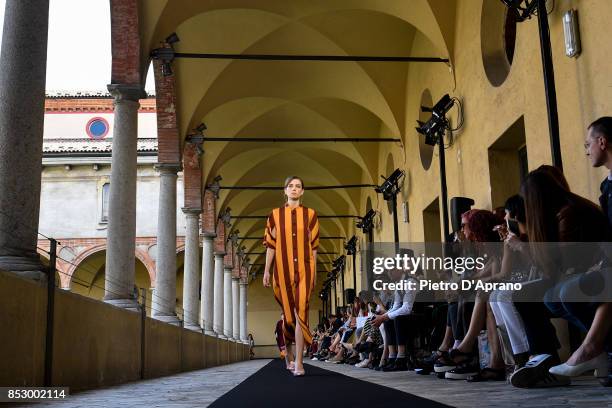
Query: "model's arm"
263 214 276 287
263 246 275 287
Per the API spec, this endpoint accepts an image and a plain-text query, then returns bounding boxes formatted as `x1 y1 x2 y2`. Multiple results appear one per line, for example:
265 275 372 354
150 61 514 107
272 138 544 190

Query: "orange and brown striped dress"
263 204 319 345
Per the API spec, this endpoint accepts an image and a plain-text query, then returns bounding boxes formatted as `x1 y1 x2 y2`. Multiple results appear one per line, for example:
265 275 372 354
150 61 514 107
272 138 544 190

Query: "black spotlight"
344 236 357 255
356 209 375 234
332 255 345 269
151 33 180 77
416 94 455 146
375 168 405 201
165 32 180 45
196 123 207 133
499 0 538 22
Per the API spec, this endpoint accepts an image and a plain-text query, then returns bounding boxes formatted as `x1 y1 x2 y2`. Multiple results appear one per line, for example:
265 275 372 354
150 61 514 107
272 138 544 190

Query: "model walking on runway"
263 176 320 376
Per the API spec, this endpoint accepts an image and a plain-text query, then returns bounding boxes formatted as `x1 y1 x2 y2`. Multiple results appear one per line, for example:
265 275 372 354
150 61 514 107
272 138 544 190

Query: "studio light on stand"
416 93 462 241
498 0 562 169
375 168 405 245
344 236 358 296
332 255 346 305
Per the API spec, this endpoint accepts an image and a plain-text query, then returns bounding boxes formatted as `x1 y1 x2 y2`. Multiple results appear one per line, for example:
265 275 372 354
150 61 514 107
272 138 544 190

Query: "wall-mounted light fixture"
562 9 581 58
402 201 409 223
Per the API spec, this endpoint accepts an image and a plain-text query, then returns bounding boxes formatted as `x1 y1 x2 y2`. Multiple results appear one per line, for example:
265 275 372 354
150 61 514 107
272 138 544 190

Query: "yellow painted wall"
0 270 248 390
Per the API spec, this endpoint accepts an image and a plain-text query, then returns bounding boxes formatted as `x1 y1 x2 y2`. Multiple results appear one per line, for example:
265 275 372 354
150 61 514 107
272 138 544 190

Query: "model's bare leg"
294 310 305 372
295 312 304 371
284 340 295 369
567 303 612 365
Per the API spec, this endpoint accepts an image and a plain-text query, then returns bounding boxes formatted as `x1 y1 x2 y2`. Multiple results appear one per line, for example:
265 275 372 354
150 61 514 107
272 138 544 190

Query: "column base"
103 297 140 312
184 323 202 332
0 255 46 281
152 314 181 325
216 333 228 340
204 329 217 336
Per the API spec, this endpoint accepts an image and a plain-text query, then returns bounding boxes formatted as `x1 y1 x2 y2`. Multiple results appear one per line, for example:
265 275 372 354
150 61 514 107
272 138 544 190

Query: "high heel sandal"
286 362 295 371
449 349 476 365
293 367 305 377
549 352 608 378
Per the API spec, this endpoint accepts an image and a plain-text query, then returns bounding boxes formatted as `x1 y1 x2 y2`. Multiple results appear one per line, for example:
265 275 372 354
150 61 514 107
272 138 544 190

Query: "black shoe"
445 361 480 380
434 353 457 373
449 348 477 365
510 354 570 388
598 353 612 387
380 358 396 371
390 357 409 372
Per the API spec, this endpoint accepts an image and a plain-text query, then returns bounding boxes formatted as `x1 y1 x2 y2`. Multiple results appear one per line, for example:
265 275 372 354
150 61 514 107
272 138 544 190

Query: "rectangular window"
101 183 110 222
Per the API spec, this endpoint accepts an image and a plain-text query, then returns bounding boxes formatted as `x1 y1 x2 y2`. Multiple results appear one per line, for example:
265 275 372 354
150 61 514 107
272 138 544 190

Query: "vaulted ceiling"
137 0 456 269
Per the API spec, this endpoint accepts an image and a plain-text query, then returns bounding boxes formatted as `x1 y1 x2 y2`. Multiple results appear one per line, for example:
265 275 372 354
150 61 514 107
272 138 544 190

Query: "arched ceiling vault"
200 97 387 184
136 1 453 265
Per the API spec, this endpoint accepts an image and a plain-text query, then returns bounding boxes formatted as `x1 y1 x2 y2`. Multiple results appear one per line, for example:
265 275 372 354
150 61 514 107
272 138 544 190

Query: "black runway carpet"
209 359 453 408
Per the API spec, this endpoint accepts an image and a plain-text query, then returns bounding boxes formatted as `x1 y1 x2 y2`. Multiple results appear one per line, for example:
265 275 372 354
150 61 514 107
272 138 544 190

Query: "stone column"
200 234 215 335
240 281 248 342
182 208 201 330
223 266 233 339
152 164 180 324
232 277 240 340
0 0 50 278
104 84 146 310
213 252 225 338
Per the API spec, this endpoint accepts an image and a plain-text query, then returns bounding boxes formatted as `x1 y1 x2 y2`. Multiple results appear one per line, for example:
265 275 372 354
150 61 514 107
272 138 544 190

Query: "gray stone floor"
27 360 270 408
308 359 611 408
19 359 611 407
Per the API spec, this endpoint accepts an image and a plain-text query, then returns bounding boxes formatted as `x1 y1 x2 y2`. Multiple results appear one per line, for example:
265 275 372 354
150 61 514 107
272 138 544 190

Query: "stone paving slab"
307 360 611 408
14 359 611 408
25 360 270 408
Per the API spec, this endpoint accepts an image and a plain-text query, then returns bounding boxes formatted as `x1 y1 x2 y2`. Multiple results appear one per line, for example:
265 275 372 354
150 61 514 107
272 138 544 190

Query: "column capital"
202 232 216 239
214 251 226 257
232 276 241 281
239 281 248 287
107 84 147 102
182 207 202 215
154 162 182 174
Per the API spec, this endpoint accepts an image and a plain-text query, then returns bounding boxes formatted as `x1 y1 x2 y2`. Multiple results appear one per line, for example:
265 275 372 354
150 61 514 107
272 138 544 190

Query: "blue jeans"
544 271 610 333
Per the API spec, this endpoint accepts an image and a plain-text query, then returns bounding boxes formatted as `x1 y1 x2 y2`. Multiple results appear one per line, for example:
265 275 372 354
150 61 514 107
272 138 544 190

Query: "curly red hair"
462 209 503 242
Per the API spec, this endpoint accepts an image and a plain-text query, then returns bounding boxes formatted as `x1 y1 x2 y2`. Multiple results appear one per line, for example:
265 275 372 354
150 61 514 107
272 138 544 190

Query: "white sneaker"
355 359 370 368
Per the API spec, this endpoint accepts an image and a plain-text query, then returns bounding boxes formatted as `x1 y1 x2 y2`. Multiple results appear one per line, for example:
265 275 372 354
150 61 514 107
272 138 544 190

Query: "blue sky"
0 0 154 92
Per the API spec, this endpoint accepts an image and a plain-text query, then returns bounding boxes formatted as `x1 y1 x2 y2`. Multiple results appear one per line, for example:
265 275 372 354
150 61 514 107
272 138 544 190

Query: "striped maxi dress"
263 204 320 345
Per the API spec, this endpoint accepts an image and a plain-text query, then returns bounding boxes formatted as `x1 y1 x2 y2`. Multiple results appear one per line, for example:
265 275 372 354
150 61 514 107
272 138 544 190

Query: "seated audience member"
520 166 611 382
372 249 419 372
441 210 506 381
